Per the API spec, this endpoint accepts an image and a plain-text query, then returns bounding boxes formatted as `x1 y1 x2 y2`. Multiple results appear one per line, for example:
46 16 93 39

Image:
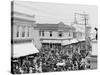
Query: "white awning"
62 39 78 46
42 40 61 43
13 42 39 58
78 38 85 42
62 40 70 45
70 39 78 44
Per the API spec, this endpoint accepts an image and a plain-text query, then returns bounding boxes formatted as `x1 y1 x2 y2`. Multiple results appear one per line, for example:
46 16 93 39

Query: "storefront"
12 42 39 58
41 40 62 48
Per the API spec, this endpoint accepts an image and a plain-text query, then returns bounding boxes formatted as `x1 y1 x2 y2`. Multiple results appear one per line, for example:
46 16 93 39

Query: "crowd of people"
11 41 91 74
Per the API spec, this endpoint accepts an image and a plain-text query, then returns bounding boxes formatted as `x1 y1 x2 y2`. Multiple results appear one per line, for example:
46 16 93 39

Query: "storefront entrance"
42 43 61 49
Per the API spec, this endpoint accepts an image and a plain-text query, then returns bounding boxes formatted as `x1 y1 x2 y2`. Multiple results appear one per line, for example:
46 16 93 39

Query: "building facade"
34 22 76 48
12 11 36 42
11 11 41 58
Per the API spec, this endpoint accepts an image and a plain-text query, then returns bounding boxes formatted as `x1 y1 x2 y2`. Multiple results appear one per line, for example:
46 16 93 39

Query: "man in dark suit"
94 27 98 40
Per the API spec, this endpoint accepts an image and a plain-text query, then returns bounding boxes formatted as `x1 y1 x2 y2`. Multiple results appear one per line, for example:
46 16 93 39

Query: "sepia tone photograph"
11 1 98 74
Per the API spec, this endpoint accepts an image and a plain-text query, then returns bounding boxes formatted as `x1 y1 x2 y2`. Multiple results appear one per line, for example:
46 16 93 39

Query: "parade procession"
11 1 98 74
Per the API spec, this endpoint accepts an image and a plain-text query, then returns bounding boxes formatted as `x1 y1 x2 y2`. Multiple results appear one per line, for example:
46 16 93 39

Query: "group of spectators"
11 41 91 74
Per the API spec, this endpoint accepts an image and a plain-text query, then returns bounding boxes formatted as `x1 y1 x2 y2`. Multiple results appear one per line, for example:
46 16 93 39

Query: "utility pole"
74 13 89 54
83 13 88 54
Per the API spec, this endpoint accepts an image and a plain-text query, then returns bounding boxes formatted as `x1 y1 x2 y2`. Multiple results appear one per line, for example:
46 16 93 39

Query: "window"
22 26 25 37
27 27 29 37
73 32 76 38
59 32 62 37
22 32 25 37
42 31 44 36
16 26 19 37
27 31 29 37
69 32 70 36
39 31 41 36
50 31 52 37
39 31 45 36
16 32 19 37
59 33 62 37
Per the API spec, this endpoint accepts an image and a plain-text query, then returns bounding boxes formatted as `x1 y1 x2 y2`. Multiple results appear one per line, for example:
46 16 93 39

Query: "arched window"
50 31 52 37
39 30 41 36
39 30 44 36
42 31 44 36
59 31 62 37
22 26 25 37
73 32 76 38
27 27 29 37
16 26 19 37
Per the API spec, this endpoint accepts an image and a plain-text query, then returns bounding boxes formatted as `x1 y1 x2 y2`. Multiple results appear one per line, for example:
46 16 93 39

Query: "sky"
13 1 98 32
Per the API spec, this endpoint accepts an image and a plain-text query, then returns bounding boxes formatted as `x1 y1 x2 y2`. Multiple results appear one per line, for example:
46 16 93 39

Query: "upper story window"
39 31 44 36
27 27 29 37
22 32 25 37
59 32 62 37
27 31 29 37
16 32 19 37
42 31 44 36
22 26 25 37
73 32 76 38
39 31 41 36
16 26 19 37
50 31 52 37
